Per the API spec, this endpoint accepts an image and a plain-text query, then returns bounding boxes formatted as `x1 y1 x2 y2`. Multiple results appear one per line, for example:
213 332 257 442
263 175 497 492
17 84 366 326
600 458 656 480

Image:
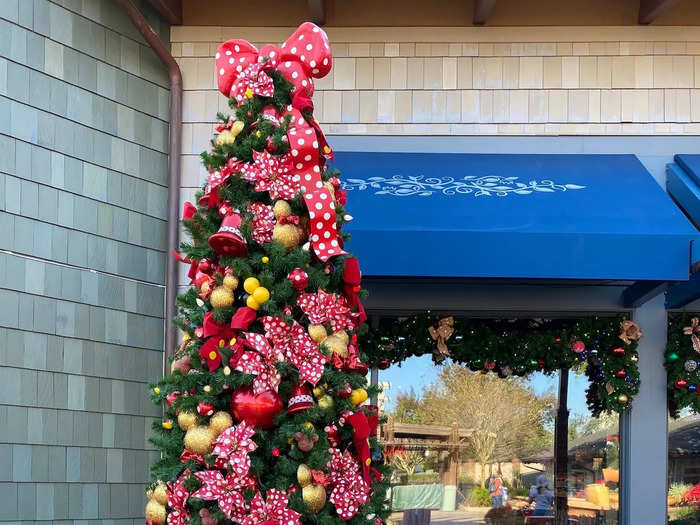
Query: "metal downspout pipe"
116 0 182 369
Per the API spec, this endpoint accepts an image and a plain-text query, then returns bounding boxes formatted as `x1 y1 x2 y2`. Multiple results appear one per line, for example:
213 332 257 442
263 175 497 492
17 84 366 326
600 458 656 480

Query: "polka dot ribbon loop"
247 202 275 245
166 472 191 525
216 22 332 101
283 106 346 262
191 470 249 522
297 290 358 333
233 332 283 394
328 448 370 519
241 489 301 525
212 422 257 472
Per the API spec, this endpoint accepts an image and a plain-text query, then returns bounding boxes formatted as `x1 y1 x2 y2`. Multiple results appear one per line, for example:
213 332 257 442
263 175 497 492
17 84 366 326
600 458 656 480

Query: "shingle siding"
0 0 168 522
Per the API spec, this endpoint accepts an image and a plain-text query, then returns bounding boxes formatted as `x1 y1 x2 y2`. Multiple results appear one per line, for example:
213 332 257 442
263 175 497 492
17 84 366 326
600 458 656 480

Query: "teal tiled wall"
0 0 169 522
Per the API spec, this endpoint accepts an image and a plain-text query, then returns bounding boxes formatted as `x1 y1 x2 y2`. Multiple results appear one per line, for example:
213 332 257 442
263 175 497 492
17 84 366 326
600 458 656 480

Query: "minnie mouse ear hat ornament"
287 383 314 414
208 212 247 257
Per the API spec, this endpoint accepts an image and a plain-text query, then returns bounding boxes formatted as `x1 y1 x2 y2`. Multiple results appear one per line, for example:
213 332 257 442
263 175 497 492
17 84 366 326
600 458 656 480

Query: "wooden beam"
146 0 182 25
638 0 680 24
473 0 496 25
308 0 326 26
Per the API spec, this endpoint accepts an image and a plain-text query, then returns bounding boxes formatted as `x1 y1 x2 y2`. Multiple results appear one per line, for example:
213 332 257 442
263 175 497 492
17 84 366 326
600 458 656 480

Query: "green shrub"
467 486 492 507
505 485 529 498
669 483 693 502
670 505 700 525
407 472 440 484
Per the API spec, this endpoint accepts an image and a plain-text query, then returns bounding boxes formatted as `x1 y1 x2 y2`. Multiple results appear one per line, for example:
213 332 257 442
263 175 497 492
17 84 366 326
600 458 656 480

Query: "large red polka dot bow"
247 202 275 245
212 421 257 473
261 316 327 385
328 448 370 519
241 489 301 525
191 470 251 522
215 22 332 102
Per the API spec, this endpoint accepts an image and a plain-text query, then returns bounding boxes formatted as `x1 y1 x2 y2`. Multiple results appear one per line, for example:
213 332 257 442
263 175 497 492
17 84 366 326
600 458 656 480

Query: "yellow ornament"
184 426 216 454
273 224 302 251
223 365 231 376
223 274 239 290
252 287 270 304
273 200 292 218
215 129 236 146
261 256 269 264
312 385 325 399
153 387 160 395
308 324 328 343
246 296 260 310
231 120 245 136
210 286 234 309
335 330 349 345
322 333 348 357
203 385 212 393
323 145 332 155
244 277 260 294
318 395 334 410
152 483 168 505
177 411 197 431
246 87 254 98
209 411 233 436
297 463 312 487
303 421 314 430
146 488 154 500
161 420 173 430
145 500 166 524
200 280 211 295
618 394 629 403
256 130 262 137
350 388 368 406
302 484 327 513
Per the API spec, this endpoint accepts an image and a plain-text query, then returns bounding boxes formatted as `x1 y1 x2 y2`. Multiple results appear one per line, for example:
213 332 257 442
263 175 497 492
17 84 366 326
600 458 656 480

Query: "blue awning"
332 152 699 281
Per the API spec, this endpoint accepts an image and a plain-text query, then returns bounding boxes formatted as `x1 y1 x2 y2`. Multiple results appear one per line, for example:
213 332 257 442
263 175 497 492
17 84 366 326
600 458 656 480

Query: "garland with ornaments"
666 314 700 416
361 314 642 415
145 23 391 525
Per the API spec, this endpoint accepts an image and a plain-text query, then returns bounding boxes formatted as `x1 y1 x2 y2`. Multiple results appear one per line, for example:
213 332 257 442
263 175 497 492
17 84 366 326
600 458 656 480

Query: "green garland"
666 314 700 416
361 314 640 415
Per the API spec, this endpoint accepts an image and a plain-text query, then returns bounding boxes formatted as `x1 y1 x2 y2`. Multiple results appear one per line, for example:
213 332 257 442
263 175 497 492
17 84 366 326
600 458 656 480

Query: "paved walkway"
391 509 489 525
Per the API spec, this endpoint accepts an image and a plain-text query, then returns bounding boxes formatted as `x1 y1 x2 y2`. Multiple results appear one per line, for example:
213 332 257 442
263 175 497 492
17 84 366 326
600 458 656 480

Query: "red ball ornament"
537 359 545 369
484 361 496 370
272 448 280 457
338 383 352 398
197 402 215 416
675 378 688 389
377 359 390 370
166 391 180 407
612 347 626 356
339 410 353 426
218 202 234 218
572 341 585 353
554 337 562 343
616 369 626 378
231 386 283 429
198 259 212 273
287 268 309 291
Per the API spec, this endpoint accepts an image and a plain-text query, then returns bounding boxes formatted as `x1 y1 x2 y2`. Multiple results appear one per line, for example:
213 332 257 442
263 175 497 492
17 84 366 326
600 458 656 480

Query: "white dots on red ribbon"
306 44 313 51
225 50 232 56
291 149 298 156
228 58 234 64
219 68 225 75
323 58 329 65
216 52 220 59
298 138 305 145
234 44 240 52
291 46 297 53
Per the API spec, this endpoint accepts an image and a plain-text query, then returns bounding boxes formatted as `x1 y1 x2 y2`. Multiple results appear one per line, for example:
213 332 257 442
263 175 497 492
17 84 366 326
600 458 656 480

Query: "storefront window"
668 415 700 523
378 357 624 524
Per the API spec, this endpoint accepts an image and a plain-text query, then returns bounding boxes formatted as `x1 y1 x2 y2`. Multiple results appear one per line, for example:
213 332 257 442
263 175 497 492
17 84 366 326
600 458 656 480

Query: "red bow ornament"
261 316 327 385
342 257 367 324
166 472 191 525
215 22 332 102
347 411 381 483
201 158 245 209
241 489 301 525
248 202 276 245
330 342 369 376
328 448 370 519
298 290 358 333
191 470 251 522
212 421 257 475
233 333 283 394
240 149 299 200
198 312 240 372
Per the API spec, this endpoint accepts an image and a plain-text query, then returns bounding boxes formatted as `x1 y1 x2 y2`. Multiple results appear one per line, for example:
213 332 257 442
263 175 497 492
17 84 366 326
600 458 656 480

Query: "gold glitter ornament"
297 464 312 487
302 484 327 513
223 274 239 290
210 286 234 309
322 332 348 357
177 411 197 431
308 324 327 343
145 500 166 524
273 200 292 218
215 130 236 146
184 426 216 454
272 224 302 251
152 483 168 505
209 411 233 436
318 395 334 410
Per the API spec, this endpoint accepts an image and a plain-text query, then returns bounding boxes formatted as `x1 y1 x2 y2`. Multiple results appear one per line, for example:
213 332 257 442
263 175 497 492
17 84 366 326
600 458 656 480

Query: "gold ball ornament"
297 463 312 487
200 280 211 295
322 333 348 357
308 324 328 343
152 483 168 505
184 425 216 455
203 385 212 393
223 274 239 290
335 330 349 345
312 385 326 399
230 120 245 136
350 388 368 406
618 394 629 403
252 286 270 304
215 130 236 146
243 277 260 294
177 411 197 431
153 387 160 395
246 296 260 310
261 256 269 264
273 224 303 251
145 500 166 525
146 488 154 500
210 286 234 309
161 420 173 430
302 484 327 513
318 395 335 410
273 200 292 218
209 411 233 436
303 421 314 430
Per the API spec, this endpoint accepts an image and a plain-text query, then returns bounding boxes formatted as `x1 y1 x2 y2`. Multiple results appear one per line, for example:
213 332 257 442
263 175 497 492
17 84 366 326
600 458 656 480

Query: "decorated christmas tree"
144 23 391 525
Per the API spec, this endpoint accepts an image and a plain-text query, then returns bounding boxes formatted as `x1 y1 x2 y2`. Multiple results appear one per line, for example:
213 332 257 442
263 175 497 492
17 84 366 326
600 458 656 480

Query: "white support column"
621 294 668 525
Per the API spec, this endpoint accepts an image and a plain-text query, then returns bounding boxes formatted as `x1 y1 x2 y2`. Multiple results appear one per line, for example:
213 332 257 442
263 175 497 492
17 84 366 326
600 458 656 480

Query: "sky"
378 355 592 418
